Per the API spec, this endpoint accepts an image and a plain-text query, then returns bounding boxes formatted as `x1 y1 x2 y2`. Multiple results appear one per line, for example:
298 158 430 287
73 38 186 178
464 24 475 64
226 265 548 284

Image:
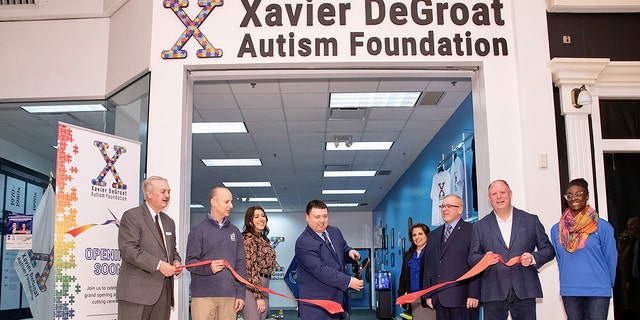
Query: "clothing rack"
437 132 474 169
437 131 474 219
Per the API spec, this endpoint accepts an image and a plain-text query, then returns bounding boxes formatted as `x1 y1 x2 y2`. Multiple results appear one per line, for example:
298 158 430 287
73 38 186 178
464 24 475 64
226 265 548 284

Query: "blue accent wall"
372 94 476 316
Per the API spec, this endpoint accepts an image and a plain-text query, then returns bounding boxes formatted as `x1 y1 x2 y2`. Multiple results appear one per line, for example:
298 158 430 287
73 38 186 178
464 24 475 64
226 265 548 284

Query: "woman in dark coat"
398 223 436 320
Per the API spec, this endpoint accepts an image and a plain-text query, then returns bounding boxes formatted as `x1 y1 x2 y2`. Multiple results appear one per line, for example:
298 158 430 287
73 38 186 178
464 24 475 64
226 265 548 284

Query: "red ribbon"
395 252 522 305
177 259 345 314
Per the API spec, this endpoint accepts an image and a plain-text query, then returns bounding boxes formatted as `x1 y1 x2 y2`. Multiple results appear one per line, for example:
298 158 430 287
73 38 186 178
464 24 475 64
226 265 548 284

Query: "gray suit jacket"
468 207 555 302
116 203 181 305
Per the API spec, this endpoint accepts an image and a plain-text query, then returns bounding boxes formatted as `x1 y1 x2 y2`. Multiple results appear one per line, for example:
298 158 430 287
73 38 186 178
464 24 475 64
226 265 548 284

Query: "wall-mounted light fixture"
571 85 592 108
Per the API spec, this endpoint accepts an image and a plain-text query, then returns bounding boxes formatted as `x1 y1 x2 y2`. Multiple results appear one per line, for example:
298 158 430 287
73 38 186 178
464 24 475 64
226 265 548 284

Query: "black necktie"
444 224 452 243
322 232 335 252
155 214 166 251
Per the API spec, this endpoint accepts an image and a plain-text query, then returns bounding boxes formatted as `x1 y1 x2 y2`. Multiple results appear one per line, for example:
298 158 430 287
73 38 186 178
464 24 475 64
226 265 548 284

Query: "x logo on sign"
92 141 127 190
162 0 223 59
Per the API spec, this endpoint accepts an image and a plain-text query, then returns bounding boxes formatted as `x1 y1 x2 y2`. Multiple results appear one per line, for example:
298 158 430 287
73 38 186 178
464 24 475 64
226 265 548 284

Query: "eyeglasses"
439 204 461 209
563 191 586 200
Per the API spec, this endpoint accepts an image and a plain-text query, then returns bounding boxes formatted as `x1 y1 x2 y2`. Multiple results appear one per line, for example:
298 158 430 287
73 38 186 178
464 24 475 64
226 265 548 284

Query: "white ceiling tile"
230 80 280 94
193 81 232 94
328 79 380 92
236 93 283 109
287 121 326 133
378 79 430 91
196 108 243 121
242 108 285 121
439 91 471 108
194 93 238 109
283 93 329 109
289 132 326 143
285 108 328 121
326 120 366 132
364 120 406 132
367 107 414 120
280 79 329 93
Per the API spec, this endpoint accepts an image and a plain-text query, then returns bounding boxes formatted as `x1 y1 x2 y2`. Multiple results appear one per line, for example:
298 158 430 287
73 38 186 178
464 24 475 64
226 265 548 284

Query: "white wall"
0 18 109 101
106 0 153 94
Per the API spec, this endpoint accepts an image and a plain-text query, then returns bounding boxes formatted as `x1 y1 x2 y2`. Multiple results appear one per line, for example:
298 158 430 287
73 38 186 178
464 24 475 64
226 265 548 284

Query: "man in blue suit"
424 194 480 320
295 200 364 320
468 180 555 320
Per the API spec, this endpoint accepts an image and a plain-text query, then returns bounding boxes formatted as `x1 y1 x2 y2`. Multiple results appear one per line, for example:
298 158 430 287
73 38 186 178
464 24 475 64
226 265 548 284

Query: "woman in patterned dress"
242 206 277 320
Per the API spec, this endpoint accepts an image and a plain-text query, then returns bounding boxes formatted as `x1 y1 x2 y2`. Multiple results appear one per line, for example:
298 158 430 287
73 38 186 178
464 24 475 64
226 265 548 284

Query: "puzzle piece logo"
162 0 224 59
91 141 127 190
270 236 285 272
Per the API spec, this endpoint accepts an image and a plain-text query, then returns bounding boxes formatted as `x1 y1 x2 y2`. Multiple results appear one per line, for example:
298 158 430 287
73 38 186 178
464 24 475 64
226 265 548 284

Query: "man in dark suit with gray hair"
468 180 555 320
424 194 480 320
117 176 182 320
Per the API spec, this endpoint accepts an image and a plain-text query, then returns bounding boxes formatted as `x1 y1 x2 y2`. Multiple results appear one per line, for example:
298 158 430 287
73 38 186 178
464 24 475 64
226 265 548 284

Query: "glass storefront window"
0 73 150 318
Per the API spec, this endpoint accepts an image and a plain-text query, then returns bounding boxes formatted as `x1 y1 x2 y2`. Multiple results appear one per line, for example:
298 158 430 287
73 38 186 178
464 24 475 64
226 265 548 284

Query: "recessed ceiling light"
326 203 359 207
322 190 366 195
325 142 393 151
264 209 283 213
21 104 106 113
329 92 421 108
190 203 205 209
192 122 247 134
223 182 272 187
202 159 262 166
248 198 278 202
323 171 377 177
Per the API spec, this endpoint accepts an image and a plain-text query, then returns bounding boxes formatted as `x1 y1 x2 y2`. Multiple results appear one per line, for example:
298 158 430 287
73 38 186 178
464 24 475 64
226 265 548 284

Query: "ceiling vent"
418 92 445 106
329 108 367 120
376 170 391 176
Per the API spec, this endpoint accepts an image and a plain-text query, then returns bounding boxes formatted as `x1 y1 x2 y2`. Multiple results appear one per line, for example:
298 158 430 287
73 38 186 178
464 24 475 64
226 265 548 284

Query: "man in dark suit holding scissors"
295 200 364 320
117 176 182 320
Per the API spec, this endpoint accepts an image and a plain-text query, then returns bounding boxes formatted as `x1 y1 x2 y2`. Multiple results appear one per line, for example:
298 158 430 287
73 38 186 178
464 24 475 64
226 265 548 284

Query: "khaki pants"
191 296 236 320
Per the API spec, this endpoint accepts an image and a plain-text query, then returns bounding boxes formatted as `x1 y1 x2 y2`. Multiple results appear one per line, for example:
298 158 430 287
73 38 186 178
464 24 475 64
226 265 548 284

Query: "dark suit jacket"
295 225 353 320
424 219 480 307
116 204 181 306
468 207 555 302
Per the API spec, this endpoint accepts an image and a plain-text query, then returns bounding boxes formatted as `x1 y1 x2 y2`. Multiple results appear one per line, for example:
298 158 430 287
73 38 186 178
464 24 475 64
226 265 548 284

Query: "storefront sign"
162 0 510 59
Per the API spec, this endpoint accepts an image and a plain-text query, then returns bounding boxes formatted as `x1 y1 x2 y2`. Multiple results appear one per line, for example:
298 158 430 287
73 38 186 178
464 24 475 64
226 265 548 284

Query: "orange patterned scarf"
559 205 598 253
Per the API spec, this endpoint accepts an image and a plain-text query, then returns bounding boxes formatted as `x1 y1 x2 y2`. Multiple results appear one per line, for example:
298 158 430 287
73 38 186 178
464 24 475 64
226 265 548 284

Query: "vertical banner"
54 123 140 319
14 184 55 319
